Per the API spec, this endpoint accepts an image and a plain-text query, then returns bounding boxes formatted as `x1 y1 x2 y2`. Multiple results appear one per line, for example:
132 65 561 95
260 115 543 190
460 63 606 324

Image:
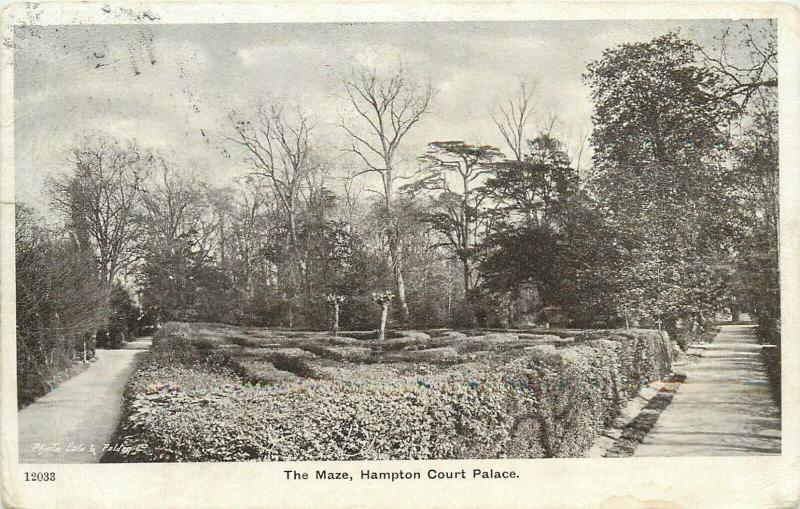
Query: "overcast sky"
14 19 765 211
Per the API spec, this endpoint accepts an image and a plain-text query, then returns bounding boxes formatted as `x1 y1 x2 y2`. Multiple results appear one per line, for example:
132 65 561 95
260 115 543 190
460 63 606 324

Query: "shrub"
104 325 673 462
227 335 254 347
293 341 375 363
341 330 404 341
338 295 382 330
327 336 365 347
95 329 123 349
152 322 192 346
383 347 463 365
266 352 321 379
231 358 300 385
109 283 140 339
148 323 238 370
434 330 468 340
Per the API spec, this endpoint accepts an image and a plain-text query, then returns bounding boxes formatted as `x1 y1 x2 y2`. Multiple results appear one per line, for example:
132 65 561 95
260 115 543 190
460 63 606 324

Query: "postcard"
1 2 797 508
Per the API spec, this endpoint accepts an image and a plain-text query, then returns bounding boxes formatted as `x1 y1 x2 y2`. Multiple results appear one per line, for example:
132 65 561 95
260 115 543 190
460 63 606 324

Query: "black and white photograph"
1 2 796 508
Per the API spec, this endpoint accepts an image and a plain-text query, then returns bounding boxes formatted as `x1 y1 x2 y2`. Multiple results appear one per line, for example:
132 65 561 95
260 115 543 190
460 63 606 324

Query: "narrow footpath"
17 337 151 463
634 324 780 456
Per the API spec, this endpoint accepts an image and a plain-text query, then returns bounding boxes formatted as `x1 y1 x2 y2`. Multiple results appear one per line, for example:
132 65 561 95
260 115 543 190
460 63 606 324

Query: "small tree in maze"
371 291 395 340
326 294 346 337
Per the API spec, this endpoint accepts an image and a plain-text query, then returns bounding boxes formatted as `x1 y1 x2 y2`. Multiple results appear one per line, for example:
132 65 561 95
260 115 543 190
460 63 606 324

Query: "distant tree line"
16 24 778 382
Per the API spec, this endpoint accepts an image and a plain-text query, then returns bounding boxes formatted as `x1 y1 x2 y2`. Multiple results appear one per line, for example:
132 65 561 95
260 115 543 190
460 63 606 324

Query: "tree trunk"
462 175 472 323
446 267 453 321
288 207 311 308
462 259 472 323
299 258 311 307
388 227 409 320
505 296 514 328
395 264 409 319
384 166 410 322
379 303 389 341
333 304 340 337
219 220 226 266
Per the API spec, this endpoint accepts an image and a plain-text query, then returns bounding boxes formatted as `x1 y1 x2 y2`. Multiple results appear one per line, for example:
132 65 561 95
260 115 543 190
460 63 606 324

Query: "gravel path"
17 338 151 463
634 324 780 456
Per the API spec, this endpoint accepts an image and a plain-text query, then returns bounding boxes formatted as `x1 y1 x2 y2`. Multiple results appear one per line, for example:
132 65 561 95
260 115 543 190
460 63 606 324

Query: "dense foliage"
15 205 106 406
103 322 671 462
583 33 740 334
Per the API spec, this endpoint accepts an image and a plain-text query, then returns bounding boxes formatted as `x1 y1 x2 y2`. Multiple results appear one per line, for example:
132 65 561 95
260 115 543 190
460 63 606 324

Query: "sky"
14 19 766 211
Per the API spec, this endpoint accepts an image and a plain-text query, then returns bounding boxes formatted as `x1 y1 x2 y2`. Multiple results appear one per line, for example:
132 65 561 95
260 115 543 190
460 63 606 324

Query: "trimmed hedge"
104 324 671 462
573 329 672 397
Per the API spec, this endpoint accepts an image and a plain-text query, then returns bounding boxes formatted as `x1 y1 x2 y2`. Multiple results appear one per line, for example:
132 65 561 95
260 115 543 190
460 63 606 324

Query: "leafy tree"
484 134 578 227
298 183 363 327
137 160 209 323
207 184 284 326
46 136 153 349
561 191 624 326
584 32 739 331
137 169 235 326
478 134 579 321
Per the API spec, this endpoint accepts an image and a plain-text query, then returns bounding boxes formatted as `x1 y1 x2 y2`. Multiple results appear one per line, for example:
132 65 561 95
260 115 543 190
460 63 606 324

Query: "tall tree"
484 134 578 228
339 65 433 320
140 160 205 249
48 136 152 340
414 141 503 320
479 134 579 312
229 103 317 325
137 160 220 322
584 32 739 330
218 184 272 299
49 136 153 287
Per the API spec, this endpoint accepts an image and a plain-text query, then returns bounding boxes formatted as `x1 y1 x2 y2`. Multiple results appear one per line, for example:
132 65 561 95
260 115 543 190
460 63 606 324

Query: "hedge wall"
104 326 671 462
